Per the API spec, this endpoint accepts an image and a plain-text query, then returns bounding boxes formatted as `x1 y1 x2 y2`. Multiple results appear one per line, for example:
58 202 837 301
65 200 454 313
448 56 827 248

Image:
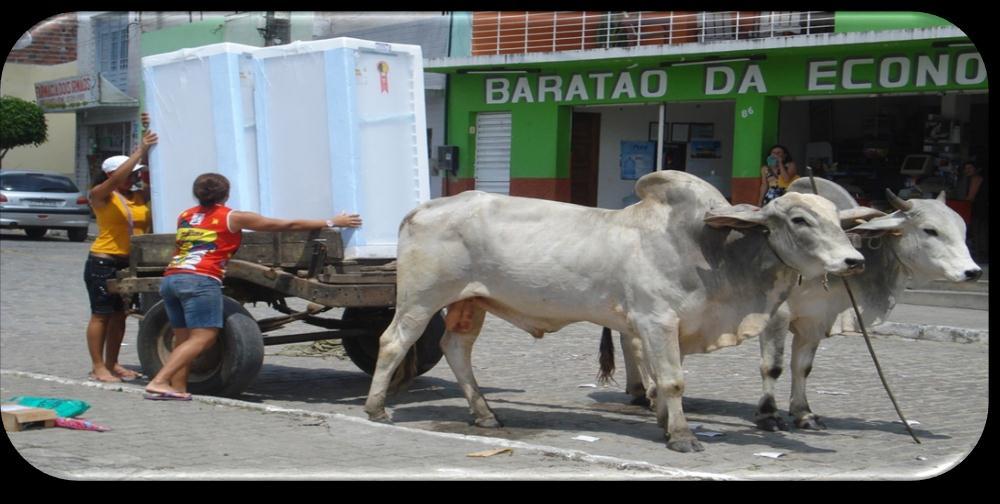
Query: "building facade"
21 11 453 194
2 13 79 175
429 11 987 214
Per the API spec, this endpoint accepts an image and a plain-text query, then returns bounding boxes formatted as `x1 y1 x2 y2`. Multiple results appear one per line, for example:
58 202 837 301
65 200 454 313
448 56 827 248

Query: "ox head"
705 193 865 279
847 190 982 282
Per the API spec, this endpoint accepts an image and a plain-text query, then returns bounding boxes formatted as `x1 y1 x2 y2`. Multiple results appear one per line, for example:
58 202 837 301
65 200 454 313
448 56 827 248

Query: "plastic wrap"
142 43 260 234
142 38 430 258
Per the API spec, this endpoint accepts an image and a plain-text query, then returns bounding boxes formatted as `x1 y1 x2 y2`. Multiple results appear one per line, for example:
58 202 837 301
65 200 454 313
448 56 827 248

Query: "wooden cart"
108 229 444 397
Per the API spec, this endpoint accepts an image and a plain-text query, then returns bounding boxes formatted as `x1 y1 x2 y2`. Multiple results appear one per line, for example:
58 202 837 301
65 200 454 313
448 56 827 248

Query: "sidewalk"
873 303 989 344
1 372 727 480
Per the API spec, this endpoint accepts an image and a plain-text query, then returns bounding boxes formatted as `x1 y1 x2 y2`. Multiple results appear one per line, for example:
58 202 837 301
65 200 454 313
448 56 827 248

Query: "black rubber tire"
67 227 88 242
137 296 264 397
137 292 162 315
340 307 445 376
24 228 46 239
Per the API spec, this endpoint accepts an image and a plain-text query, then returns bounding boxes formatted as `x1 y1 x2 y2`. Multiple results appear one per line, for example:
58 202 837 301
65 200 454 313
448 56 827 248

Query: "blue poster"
620 141 656 180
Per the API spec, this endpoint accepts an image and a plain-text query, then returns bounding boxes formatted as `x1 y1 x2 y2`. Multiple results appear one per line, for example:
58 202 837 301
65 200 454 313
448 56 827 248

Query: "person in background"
83 129 158 382
143 173 362 400
759 144 799 206
959 161 988 263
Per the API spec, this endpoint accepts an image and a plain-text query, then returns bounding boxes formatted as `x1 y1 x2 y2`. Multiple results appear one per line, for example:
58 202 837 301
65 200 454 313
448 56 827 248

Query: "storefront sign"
488 70 669 104
482 51 985 105
35 74 99 112
806 53 986 91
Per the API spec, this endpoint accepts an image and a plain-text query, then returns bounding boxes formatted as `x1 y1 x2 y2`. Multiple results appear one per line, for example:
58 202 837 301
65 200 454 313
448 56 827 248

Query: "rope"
805 167 919 444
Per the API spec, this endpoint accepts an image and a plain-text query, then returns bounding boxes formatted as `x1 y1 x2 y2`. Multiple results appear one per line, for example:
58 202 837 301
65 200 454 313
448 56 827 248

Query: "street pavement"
0 227 989 480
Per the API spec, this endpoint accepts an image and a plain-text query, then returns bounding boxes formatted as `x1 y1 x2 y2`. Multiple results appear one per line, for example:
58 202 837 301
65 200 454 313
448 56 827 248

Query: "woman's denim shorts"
83 254 130 315
158 273 224 329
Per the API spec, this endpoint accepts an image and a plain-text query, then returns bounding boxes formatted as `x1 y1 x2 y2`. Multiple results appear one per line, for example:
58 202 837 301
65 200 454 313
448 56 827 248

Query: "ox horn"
885 188 913 212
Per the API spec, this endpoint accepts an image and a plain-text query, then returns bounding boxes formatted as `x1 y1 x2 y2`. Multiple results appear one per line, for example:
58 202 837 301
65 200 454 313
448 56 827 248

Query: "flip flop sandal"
114 370 143 382
143 391 192 401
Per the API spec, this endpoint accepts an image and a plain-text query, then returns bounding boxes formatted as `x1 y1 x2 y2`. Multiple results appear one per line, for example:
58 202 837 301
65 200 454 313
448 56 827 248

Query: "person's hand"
140 130 158 151
333 212 362 228
140 112 151 131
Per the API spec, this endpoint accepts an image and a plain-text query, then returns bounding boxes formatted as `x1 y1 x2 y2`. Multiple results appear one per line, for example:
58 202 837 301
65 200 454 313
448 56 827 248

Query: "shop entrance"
778 92 988 203
778 91 988 261
573 101 735 209
570 112 600 206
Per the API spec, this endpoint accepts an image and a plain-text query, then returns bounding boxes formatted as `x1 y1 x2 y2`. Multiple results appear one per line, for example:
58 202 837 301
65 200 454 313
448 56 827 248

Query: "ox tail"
597 327 618 386
388 348 419 396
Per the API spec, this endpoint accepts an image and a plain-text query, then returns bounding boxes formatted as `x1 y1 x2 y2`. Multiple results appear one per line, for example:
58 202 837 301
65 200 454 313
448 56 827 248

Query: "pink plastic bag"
53 417 110 432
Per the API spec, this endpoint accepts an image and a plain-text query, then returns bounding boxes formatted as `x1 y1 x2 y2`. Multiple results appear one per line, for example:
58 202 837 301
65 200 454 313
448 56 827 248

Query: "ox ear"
845 215 906 237
838 207 887 229
704 204 768 229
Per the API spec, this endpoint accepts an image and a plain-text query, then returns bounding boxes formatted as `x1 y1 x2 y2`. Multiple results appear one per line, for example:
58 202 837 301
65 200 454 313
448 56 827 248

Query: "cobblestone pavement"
0 231 989 480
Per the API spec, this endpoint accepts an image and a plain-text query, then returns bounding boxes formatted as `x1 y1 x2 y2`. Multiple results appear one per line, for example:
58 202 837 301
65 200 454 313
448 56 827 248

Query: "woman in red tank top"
144 173 362 400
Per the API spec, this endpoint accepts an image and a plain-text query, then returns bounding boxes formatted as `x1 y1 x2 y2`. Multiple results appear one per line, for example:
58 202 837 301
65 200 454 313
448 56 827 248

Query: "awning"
34 74 139 113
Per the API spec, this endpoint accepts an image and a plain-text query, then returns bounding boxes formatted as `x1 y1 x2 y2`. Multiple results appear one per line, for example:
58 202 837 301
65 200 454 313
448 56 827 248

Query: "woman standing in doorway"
759 144 799 206
143 173 362 400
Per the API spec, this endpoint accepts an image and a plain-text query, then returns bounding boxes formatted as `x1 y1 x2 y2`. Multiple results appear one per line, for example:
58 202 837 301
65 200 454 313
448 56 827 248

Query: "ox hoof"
755 415 789 432
795 415 827 430
630 395 651 408
665 435 705 453
474 417 504 429
366 410 393 424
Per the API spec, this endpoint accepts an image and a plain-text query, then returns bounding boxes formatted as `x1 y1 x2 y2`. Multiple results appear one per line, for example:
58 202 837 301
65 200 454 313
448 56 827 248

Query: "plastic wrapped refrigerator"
142 38 430 259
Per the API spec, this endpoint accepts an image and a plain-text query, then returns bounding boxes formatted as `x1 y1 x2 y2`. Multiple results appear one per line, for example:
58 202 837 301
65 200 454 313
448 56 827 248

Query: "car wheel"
24 228 47 239
67 228 88 242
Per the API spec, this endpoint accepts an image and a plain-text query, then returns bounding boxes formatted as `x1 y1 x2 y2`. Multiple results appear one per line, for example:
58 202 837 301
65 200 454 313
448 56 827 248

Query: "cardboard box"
2 403 57 432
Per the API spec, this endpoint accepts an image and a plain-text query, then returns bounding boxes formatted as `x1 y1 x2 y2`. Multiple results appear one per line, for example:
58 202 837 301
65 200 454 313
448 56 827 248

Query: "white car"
0 171 91 241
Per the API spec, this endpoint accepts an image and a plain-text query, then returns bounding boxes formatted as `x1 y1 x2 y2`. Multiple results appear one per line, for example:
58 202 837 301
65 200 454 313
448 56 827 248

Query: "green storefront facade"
431 29 986 205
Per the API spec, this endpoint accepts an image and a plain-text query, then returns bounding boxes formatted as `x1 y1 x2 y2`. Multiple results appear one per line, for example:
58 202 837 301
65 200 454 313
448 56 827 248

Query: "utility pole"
259 11 291 46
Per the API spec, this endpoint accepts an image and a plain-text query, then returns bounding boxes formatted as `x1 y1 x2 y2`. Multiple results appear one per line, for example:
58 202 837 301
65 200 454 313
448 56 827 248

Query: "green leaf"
0 95 49 156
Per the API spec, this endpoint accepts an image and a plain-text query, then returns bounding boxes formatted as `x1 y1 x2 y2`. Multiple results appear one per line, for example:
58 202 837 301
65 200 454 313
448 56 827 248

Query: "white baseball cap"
101 155 145 174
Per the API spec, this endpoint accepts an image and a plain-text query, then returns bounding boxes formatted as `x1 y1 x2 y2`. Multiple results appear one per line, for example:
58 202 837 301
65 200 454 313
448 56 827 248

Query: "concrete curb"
1 370 738 481
867 322 988 345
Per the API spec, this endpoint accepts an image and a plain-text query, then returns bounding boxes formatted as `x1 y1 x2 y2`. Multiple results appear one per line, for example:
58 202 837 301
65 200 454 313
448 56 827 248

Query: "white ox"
753 181 982 431
606 178 982 433
364 170 865 452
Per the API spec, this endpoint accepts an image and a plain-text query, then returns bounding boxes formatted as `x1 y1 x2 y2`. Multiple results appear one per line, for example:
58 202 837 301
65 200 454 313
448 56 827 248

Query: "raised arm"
139 113 152 202
89 130 158 207
229 211 362 233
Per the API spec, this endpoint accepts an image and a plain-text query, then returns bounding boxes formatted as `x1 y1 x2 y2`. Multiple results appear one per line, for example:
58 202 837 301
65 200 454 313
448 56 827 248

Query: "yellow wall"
1 61 78 175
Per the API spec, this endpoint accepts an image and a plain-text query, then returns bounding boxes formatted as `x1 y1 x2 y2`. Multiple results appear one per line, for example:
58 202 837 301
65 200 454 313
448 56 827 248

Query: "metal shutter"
474 112 512 194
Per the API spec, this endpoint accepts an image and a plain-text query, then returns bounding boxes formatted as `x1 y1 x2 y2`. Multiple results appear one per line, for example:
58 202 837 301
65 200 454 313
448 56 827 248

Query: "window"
474 112 512 194
96 13 129 91
94 122 132 153
1 174 80 193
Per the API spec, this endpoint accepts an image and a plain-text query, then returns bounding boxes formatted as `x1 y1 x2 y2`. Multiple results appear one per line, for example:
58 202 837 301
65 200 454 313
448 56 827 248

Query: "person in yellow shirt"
83 128 157 382
758 144 799 206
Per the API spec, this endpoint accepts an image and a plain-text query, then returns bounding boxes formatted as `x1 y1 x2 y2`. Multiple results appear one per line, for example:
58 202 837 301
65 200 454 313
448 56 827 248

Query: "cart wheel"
137 296 264 397
137 292 162 315
341 307 445 376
